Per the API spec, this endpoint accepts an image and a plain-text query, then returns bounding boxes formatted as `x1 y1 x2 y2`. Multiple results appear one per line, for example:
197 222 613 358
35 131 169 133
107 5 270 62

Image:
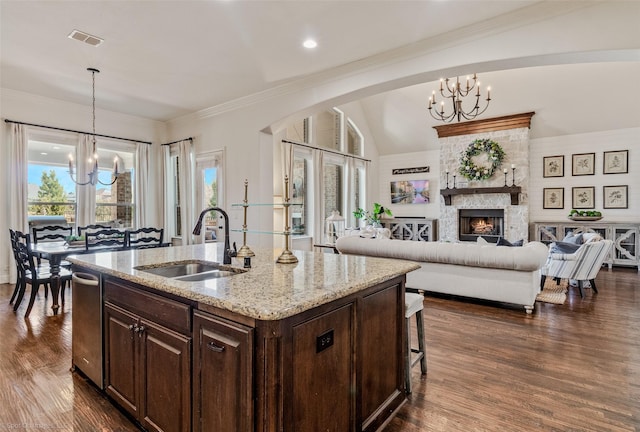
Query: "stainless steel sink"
134 260 245 281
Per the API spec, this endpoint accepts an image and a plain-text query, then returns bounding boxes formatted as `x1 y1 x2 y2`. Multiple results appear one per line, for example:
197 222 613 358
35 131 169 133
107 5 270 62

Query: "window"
279 108 367 242
28 140 77 226
27 137 135 229
92 143 135 228
291 154 310 235
196 151 224 242
323 157 344 218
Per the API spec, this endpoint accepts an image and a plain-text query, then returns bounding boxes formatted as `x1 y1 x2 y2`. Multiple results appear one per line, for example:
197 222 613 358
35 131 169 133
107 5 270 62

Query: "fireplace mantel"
440 186 522 206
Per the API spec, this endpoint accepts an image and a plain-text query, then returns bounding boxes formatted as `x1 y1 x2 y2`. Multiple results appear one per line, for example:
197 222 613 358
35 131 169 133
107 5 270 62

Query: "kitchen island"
68 243 420 432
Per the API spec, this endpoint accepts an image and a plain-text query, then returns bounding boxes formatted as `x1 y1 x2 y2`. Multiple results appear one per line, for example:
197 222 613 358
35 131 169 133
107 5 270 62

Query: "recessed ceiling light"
303 39 317 49
40 152 48 155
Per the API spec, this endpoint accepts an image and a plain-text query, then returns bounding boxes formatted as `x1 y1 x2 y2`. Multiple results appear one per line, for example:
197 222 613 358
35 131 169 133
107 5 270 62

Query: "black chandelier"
427 73 491 123
68 68 120 186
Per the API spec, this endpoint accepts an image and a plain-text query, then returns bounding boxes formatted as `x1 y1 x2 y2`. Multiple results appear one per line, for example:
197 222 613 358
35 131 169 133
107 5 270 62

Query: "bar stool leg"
405 316 412 394
416 309 427 375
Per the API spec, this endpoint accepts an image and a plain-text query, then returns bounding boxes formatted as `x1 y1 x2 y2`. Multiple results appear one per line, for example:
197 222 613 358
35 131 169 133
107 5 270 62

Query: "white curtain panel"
135 142 150 228
178 140 195 245
75 134 96 229
312 149 324 243
8 123 28 282
162 145 171 235
346 156 356 222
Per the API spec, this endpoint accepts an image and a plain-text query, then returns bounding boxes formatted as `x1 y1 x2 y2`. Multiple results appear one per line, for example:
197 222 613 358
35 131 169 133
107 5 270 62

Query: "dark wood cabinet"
192 311 253 432
104 280 192 432
291 303 355 431
97 272 406 432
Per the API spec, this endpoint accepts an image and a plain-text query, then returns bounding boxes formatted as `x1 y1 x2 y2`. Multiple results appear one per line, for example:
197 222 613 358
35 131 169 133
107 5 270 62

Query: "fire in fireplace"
458 209 504 242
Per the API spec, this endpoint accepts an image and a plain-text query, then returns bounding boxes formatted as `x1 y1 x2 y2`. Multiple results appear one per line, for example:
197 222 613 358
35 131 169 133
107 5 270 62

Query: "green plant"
353 203 392 226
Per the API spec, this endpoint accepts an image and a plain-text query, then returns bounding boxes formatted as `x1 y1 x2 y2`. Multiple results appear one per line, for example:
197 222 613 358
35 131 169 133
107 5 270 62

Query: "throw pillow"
549 241 581 254
562 232 583 245
496 237 523 247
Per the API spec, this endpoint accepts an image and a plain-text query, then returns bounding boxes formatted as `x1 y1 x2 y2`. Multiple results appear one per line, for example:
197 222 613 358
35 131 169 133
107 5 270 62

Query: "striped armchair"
541 239 613 298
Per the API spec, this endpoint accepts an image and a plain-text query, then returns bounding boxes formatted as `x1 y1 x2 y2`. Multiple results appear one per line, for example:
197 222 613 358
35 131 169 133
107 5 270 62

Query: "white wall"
378 151 440 220
529 127 640 224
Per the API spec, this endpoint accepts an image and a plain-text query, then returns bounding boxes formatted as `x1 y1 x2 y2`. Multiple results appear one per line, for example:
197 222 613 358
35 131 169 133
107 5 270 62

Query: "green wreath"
459 139 505 181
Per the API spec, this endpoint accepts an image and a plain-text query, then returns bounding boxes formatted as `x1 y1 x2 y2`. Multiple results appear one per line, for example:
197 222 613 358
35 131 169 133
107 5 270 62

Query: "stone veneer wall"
439 127 530 242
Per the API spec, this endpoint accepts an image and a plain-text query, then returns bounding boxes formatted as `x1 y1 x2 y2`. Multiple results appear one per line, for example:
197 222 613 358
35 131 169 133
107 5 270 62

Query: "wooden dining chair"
126 227 165 249
85 228 127 251
11 230 72 317
32 224 73 267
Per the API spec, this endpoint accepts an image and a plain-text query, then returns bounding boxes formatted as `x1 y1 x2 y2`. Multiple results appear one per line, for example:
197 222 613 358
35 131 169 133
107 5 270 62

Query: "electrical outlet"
316 329 334 353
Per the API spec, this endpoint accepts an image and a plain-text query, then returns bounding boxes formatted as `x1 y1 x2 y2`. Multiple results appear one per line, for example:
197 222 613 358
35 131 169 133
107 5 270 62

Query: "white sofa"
335 236 549 313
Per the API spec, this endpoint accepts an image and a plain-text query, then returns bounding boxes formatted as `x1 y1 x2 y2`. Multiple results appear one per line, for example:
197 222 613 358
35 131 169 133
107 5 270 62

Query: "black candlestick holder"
511 167 516 187
453 175 457 189
445 172 450 189
504 171 508 187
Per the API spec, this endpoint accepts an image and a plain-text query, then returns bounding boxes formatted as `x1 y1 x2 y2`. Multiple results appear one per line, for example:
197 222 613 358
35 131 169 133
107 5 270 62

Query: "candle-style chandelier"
68 67 120 186
427 73 491 123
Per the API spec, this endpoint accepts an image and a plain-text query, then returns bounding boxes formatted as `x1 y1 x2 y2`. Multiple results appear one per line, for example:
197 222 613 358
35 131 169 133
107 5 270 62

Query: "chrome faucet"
193 207 236 264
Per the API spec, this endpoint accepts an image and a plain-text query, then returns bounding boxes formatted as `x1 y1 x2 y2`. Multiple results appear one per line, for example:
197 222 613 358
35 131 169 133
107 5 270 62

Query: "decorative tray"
568 216 602 221
65 240 85 247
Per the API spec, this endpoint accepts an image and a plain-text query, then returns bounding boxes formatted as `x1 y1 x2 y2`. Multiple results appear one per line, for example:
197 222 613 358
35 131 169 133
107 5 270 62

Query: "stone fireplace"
436 113 534 242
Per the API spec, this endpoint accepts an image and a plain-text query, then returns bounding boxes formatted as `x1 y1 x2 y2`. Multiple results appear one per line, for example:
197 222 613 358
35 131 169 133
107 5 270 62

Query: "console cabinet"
531 221 639 271
382 218 438 241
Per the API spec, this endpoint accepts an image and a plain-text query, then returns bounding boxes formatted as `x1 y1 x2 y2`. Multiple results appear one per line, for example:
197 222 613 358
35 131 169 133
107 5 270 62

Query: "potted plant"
353 203 392 227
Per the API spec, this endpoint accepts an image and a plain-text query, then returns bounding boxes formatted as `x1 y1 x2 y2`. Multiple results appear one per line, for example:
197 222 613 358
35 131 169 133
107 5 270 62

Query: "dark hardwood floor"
1 267 638 431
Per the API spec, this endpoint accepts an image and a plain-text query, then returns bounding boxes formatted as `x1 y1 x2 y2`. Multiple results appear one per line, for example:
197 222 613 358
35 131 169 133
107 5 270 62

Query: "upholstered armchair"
541 239 614 298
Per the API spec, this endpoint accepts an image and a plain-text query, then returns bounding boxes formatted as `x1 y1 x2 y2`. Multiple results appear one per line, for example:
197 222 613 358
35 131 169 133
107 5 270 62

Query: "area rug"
537 279 568 305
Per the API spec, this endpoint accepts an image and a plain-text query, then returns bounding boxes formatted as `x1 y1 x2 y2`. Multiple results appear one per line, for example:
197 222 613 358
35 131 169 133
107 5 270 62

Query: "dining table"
30 241 124 315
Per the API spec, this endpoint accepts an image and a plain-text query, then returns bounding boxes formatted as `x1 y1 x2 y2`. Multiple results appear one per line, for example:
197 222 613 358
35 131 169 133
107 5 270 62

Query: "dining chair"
11 230 72 317
32 224 73 267
9 228 58 304
85 228 127 251
77 224 112 237
126 227 165 249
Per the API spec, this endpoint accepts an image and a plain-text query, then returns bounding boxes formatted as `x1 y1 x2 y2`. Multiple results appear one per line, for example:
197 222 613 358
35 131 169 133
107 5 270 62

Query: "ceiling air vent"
68 29 103 47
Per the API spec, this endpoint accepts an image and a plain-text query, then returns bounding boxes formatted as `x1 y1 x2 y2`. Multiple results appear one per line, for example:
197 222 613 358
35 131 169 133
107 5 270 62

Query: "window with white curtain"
281 108 367 241
27 132 135 229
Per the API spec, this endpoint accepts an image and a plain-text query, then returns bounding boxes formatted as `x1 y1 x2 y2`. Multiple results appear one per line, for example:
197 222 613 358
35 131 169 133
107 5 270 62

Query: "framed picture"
390 180 430 204
543 188 564 209
603 150 628 174
572 186 595 209
603 185 628 209
543 155 564 178
572 153 595 176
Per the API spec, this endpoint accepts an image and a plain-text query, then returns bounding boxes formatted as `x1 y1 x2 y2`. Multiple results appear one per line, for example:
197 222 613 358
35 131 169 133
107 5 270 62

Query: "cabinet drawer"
105 279 191 335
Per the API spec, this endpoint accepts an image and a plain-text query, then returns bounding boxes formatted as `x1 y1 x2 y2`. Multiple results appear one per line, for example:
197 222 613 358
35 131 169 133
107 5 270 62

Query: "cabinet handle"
128 324 136 331
136 325 145 336
207 341 225 353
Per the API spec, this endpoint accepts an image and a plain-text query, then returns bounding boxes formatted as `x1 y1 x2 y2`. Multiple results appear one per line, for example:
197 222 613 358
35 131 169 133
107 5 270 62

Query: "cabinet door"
360 284 404 431
192 312 253 432
291 303 355 432
104 302 138 417
139 319 192 432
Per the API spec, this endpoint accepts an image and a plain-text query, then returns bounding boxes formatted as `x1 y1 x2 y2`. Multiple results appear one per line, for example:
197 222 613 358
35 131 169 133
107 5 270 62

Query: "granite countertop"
67 243 420 320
